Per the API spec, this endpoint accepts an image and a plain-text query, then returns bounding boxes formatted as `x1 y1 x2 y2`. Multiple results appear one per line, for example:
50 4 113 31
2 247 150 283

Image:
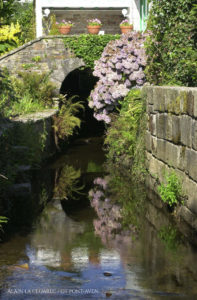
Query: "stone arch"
50 57 85 94
0 37 85 94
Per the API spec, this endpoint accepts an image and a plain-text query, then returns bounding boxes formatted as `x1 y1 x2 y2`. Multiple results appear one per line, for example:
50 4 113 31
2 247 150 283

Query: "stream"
0 137 197 299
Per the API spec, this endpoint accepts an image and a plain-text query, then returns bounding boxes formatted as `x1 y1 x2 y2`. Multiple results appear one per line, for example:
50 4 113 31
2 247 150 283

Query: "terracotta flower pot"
120 25 133 34
87 26 101 35
58 26 71 35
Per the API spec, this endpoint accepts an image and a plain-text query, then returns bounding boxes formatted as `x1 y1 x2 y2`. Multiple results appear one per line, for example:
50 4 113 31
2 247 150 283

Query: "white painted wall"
35 0 141 37
129 0 140 31
39 0 131 8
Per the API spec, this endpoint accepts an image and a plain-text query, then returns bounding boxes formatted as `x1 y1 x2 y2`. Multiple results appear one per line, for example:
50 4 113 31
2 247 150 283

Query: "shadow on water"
0 137 197 299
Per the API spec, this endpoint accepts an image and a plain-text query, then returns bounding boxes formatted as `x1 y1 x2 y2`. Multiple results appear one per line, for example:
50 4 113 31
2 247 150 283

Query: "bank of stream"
0 137 197 299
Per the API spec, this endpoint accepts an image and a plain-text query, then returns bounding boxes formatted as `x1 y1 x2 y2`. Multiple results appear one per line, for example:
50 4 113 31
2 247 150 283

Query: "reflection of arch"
60 68 104 137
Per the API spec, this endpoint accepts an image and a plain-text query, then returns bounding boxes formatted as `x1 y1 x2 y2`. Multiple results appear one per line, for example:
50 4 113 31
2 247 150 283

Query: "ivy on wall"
104 89 146 182
145 0 197 87
63 34 120 69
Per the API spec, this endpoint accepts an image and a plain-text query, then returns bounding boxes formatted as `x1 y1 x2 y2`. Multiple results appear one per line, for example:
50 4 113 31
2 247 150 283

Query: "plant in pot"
120 19 133 34
56 20 74 35
87 18 102 35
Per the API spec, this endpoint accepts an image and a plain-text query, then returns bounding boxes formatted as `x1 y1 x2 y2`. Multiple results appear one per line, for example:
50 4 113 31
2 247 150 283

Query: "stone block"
149 114 156 136
151 135 157 156
156 138 166 162
165 114 173 141
178 146 187 171
178 206 197 231
185 148 197 181
145 174 157 195
180 115 192 147
146 151 170 183
182 176 197 216
156 113 167 139
143 86 154 104
165 88 180 115
172 115 181 144
186 91 194 116
33 42 45 50
146 104 154 114
164 88 195 116
153 87 165 112
192 119 197 151
145 130 152 152
193 90 197 118
165 141 181 169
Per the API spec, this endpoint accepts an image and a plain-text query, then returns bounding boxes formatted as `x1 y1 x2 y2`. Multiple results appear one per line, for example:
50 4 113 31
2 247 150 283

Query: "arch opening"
60 67 104 137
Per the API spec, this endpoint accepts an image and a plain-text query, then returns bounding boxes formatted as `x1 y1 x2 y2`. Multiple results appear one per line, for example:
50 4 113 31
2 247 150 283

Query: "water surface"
0 137 197 299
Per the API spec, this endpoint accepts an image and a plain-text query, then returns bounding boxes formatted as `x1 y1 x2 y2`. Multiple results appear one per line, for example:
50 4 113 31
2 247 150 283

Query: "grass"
5 94 46 117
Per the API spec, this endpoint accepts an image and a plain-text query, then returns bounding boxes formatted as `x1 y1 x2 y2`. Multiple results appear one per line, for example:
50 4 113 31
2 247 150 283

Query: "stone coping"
0 35 80 61
144 85 197 92
11 109 58 123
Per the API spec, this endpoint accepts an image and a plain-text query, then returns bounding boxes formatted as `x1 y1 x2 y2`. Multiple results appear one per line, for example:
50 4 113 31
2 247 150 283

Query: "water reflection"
0 138 197 299
89 176 136 248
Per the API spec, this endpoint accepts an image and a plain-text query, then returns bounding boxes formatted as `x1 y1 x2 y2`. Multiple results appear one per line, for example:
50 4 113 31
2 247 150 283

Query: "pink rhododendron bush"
89 31 148 123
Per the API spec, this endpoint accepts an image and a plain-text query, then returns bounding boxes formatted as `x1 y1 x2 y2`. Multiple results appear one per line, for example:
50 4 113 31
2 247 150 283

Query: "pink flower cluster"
56 20 74 26
87 18 102 26
89 31 148 123
120 19 132 26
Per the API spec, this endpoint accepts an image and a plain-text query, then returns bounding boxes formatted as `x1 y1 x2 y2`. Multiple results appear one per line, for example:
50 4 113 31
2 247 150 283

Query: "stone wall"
53 10 123 35
0 110 58 199
0 36 84 93
144 86 197 230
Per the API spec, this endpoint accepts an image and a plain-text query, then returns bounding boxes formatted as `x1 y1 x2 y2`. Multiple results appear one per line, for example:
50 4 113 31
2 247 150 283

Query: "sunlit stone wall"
144 86 197 230
0 36 84 93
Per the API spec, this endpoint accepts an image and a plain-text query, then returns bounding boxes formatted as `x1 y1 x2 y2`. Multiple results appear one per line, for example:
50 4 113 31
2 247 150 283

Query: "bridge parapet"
0 36 85 93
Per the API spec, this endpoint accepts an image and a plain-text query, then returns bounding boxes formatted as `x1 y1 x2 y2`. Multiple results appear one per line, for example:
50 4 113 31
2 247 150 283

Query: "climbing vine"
63 34 120 69
145 0 197 86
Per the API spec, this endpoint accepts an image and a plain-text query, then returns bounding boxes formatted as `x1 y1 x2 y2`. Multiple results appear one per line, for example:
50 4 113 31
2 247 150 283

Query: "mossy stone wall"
144 86 197 231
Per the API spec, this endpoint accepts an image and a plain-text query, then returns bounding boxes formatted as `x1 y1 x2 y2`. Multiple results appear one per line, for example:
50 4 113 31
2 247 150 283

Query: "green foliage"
10 1 35 43
0 69 18 118
0 22 21 55
106 163 146 230
0 121 47 202
145 0 197 86
53 95 84 141
47 14 60 35
0 0 15 24
11 122 48 166
86 161 103 173
63 34 120 69
6 94 46 116
104 89 146 181
158 225 182 252
0 1 35 50
0 216 8 232
0 70 55 118
22 63 35 70
54 165 83 200
158 171 184 208
32 56 41 62
11 71 55 109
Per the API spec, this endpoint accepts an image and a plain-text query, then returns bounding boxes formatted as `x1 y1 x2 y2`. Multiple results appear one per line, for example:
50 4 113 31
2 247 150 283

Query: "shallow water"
0 137 197 299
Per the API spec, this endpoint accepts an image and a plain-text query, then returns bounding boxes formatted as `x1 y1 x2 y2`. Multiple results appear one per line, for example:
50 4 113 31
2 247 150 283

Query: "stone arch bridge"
0 36 85 94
